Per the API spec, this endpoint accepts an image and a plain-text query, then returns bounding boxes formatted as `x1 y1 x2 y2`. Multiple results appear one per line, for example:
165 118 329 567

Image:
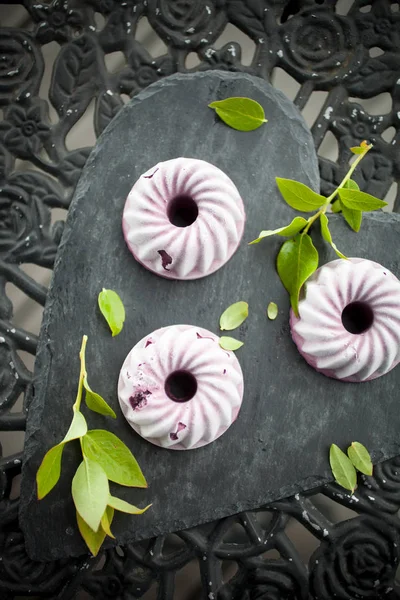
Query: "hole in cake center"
341 301 374 334
167 195 199 227
165 370 197 402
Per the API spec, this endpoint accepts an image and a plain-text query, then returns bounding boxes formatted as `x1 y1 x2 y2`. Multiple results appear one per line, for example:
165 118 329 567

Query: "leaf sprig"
36 336 150 556
330 441 373 493
250 142 388 316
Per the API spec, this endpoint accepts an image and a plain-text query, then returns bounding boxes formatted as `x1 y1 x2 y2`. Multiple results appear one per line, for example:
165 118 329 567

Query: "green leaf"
347 442 373 476
276 233 319 317
344 179 360 191
350 146 364 154
83 377 116 419
82 430 147 488
208 97 267 131
267 302 278 320
249 217 308 244
219 301 248 331
320 214 347 260
339 188 387 211
62 410 87 443
329 444 357 493
341 203 363 232
36 444 64 500
331 200 341 213
276 178 326 212
219 336 244 351
76 511 106 556
108 494 152 515
72 458 109 532
98 288 125 337
101 506 115 539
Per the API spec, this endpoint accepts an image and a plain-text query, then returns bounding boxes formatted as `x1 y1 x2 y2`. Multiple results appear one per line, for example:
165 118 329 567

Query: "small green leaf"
98 288 125 337
62 410 87 443
347 442 373 476
82 430 147 488
249 216 308 244
76 511 106 556
72 458 109 532
37 444 64 500
341 203 363 232
329 444 357 493
219 336 244 351
267 302 278 320
331 200 341 213
339 188 387 211
108 494 152 515
276 178 326 212
208 97 267 131
320 214 347 259
344 179 360 191
101 506 115 539
277 233 319 317
350 146 364 154
83 377 116 418
219 301 248 331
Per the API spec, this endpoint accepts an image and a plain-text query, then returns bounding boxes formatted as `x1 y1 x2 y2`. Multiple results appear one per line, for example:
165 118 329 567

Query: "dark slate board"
20 71 400 561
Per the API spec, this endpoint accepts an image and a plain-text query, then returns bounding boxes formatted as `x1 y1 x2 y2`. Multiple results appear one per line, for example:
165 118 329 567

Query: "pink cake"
290 258 400 382
118 324 244 449
122 158 245 280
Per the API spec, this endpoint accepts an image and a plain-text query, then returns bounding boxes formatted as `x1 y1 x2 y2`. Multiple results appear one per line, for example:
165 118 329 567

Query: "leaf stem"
303 142 373 236
73 335 88 412
326 143 373 203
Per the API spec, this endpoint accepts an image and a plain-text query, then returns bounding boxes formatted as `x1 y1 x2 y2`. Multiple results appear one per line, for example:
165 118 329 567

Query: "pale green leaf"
83 377 116 419
276 233 319 317
62 410 87 443
98 288 125 336
76 511 106 556
36 443 64 500
249 216 308 244
101 506 115 538
350 146 364 154
208 97 267 131
329 444 357 493
344 179 360 191
72 458 109 532
82 430 147 488
108 494 152 515
276 178 326 212
331 200 341 213
320 214 347 259
341 204 363 232
339 188 387 211
347 442 373 476
267 302 278 320
219 301 248 331
219 336 244 351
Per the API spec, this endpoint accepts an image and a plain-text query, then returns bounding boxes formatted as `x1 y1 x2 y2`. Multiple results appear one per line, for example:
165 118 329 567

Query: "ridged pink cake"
122 158 245 280
118 324 244 449
290 258 400 382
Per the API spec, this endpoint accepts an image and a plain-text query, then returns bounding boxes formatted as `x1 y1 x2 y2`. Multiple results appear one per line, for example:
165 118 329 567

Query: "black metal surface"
0 0 400 598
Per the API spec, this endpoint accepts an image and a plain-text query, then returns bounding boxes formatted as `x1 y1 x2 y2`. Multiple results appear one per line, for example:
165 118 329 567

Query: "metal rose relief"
0 0 400 598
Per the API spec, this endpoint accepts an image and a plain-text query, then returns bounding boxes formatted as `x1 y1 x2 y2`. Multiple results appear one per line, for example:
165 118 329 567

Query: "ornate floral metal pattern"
0 0 399 598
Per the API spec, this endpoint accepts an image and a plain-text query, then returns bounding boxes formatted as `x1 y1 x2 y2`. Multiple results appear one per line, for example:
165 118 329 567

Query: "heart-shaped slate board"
20 71 400 561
